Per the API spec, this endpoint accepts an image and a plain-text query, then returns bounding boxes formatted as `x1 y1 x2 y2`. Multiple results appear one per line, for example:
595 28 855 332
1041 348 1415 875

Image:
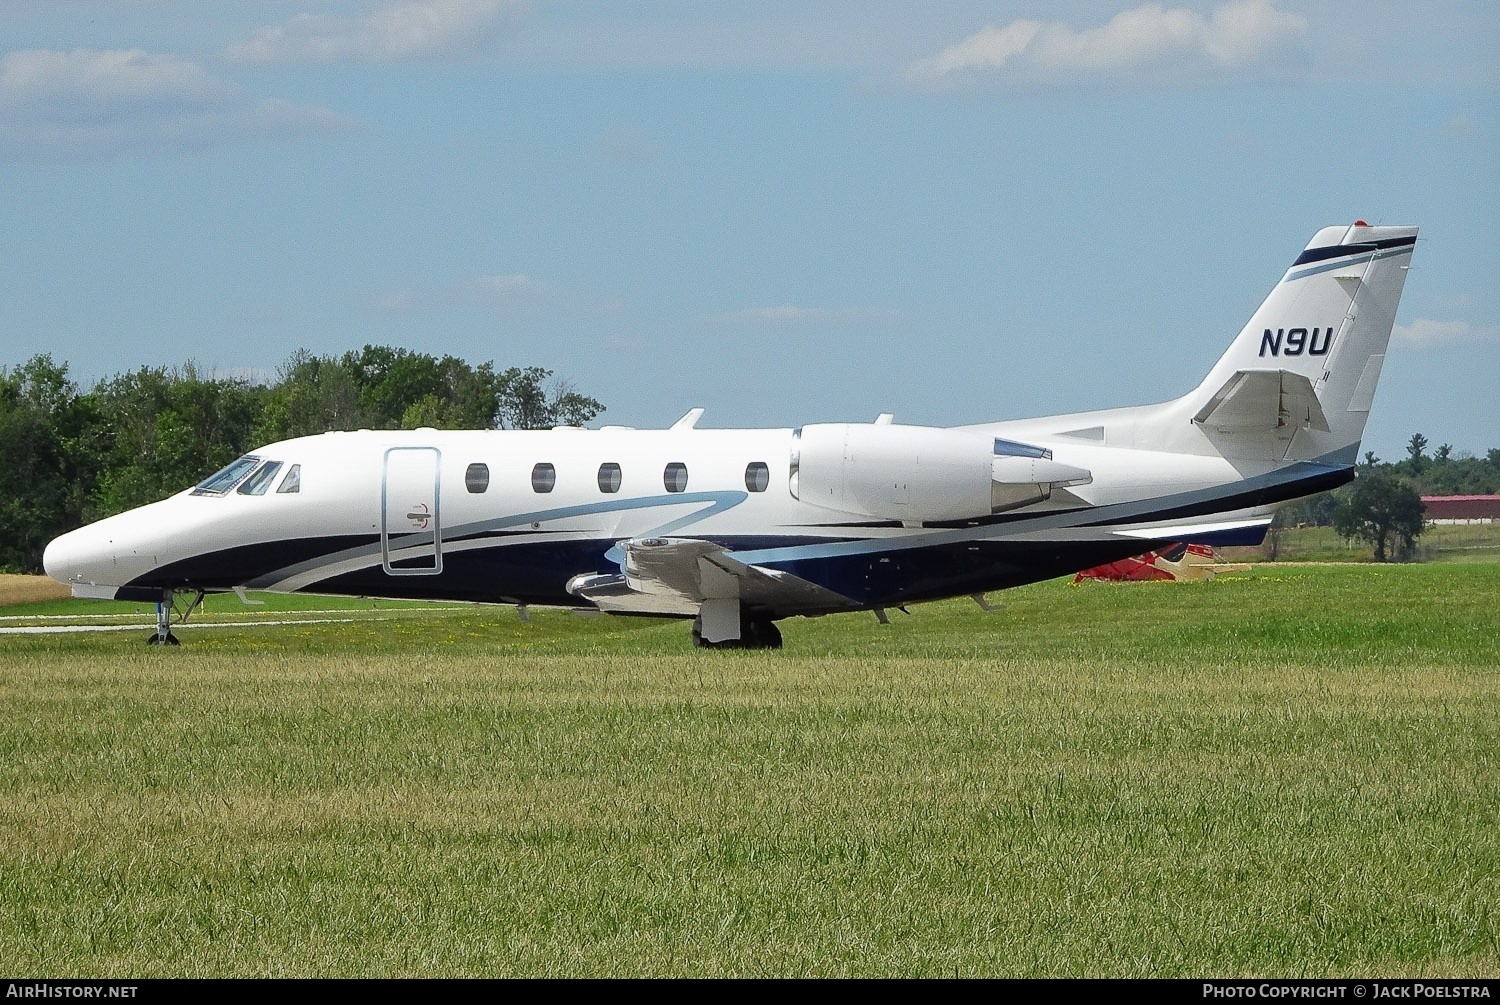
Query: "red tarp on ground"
1073 543 1218 582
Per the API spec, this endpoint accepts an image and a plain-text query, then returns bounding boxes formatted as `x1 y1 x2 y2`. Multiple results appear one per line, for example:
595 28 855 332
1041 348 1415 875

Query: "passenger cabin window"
193 455 260 496
745 461 770 493
465 463 490 494
663 462 688 493
237 460 283 496
598 462 622 494
531 463 556 493
276 464 301 494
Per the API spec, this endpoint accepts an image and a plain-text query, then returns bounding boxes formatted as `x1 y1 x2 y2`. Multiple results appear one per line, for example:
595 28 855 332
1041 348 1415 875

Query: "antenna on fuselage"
670 407 705 430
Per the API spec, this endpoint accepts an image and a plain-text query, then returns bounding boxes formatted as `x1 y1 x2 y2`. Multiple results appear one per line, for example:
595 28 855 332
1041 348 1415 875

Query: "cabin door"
381 447 442 575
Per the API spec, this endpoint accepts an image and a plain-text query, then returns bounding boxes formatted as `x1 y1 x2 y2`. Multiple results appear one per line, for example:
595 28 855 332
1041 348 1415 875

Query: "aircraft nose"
42 504 180 597
43 520 134 591
43 527 91 586
42 531 76 588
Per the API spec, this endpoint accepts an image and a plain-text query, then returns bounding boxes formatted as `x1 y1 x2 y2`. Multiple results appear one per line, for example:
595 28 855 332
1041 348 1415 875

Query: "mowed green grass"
1219 522 1500 564
0 564 1495 977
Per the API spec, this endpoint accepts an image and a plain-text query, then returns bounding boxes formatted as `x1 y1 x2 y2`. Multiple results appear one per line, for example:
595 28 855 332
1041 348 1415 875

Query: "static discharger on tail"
44 222 1417 647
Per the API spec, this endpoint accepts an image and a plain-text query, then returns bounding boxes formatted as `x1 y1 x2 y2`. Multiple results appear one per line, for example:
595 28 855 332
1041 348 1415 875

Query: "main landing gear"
691 608 784 650
147 588 204 646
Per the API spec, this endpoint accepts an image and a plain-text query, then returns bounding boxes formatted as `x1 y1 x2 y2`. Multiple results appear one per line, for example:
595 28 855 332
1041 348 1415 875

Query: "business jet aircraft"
44 222 1416 648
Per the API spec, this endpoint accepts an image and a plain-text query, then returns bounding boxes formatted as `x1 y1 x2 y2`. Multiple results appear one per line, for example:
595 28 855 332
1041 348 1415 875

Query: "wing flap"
567 537 858 617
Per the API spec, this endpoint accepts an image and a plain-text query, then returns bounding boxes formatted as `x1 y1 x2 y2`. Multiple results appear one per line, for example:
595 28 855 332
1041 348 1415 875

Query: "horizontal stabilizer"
1191 369 1329 433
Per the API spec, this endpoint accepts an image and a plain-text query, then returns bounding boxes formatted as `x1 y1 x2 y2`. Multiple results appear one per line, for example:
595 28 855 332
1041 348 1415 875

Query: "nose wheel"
147 589 204 646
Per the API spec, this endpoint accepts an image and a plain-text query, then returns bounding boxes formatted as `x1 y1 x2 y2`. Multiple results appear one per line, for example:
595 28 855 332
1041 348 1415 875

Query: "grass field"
1220 521 1500 564
0 573 68 606
1217 522 1500 564
1 564 1496 977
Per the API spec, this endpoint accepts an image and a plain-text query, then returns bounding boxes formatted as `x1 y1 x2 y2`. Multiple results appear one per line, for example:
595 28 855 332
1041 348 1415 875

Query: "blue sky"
2 1 1496 461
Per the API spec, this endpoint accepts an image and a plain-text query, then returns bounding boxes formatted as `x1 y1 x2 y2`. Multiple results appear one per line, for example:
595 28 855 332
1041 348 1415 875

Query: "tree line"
1276 434 1500 562
0 348 603 573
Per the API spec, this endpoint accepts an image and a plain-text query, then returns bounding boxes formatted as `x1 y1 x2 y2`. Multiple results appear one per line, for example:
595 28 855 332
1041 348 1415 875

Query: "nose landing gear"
147 588 205 646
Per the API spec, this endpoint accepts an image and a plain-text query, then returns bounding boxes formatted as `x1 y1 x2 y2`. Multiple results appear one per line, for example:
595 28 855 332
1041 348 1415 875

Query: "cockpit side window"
237 460 284 496
193 456 261 496
276 464 301 494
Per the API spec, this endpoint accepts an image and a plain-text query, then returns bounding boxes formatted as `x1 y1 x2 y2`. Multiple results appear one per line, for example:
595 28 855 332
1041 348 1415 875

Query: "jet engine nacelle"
789 423 1091 523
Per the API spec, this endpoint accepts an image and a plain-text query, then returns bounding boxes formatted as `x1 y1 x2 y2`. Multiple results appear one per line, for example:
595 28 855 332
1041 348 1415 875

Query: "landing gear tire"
745 619 783 649
691 612 783 650
146 633 180 646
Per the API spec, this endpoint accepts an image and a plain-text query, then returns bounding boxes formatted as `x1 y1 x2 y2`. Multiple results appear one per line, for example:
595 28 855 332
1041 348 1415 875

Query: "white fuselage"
42 417 1311 614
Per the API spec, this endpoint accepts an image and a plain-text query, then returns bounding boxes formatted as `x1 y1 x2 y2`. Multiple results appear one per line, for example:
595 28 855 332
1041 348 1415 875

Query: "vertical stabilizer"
1183 222 1416 464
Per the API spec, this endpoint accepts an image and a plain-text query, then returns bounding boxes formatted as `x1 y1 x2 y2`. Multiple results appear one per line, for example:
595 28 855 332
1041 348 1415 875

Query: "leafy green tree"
495 366 603 429
1333 470 1426 562
1405 432 1429 475
1275 492 1340 529
88 364 267 518
1373 433 1500 496
254 346 605 438
252 349 366 441
347 345 447 428
0 356 99 572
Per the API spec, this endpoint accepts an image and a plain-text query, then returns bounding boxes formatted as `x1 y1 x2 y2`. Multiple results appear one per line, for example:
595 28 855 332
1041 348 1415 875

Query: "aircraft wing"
567 537 859 617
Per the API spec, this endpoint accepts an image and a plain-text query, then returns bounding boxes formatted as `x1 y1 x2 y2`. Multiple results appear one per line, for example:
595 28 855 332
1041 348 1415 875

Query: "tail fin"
1184 222 1417 464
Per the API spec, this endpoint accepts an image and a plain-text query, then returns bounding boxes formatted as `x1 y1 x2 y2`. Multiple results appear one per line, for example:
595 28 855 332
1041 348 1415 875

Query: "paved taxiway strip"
0 618 373 635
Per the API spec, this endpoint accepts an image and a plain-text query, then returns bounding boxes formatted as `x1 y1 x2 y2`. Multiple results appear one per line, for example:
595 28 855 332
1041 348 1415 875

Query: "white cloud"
0 48 349 159
377 272 620 316
227 0 527 66
724 305 901 326
906 0 1306 88
464 273 542 297
1392 319 1500 350
0 48 235 111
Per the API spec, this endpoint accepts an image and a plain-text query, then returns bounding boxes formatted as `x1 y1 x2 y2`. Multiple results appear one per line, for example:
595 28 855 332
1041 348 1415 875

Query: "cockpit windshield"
192 456 261 496
237 460 283 496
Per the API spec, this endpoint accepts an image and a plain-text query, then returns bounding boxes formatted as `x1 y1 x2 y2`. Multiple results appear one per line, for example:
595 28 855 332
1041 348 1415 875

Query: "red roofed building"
1421 495 1500 525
